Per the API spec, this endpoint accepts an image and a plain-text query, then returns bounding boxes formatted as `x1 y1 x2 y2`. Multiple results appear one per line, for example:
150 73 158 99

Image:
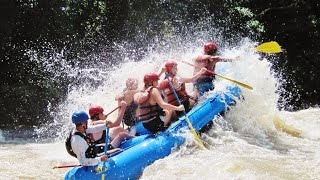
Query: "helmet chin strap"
81 122 88 132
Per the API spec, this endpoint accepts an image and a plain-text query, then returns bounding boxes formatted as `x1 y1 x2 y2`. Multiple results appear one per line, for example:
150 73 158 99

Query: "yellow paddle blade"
255 41 282 53
94 165 108 173
215 74 253 90
185 116 206 149
273 116 303 138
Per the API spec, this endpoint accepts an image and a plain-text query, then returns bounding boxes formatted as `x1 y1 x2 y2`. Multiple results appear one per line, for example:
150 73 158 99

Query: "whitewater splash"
1 36 320 179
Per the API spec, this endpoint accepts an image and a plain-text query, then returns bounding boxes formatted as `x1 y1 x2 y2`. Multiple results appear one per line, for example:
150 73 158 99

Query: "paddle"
164 73 206 149
53 107 118 171
255 41 282 54
105 106 120 117
273 116 303 138
101 127 110 179
53 148 126 169
100 106 116 178
53 164 80 169
179 60 253 90
53 128 111 171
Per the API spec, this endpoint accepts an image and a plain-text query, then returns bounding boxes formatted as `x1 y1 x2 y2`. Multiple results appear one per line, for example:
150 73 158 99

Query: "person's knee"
111 126 127 136
163 110 173 123
164 109 172 116
116 132 126 139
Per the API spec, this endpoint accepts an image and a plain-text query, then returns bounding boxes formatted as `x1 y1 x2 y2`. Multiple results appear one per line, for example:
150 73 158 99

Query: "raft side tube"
64 86 242 180
188 86 241 131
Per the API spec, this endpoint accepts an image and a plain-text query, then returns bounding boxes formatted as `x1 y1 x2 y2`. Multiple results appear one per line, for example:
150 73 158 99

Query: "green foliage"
0 0 319 128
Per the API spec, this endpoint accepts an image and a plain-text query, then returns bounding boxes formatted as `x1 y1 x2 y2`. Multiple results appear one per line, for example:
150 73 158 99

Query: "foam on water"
1 36 319 179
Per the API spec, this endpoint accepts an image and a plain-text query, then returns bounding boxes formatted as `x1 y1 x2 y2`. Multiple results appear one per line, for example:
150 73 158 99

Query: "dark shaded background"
0 0 319 129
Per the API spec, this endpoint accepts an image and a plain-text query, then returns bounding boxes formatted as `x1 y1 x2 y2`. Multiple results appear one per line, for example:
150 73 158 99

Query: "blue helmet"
71 111 89 124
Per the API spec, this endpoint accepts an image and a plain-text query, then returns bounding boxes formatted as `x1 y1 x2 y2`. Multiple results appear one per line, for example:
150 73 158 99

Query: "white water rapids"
1 40 319 180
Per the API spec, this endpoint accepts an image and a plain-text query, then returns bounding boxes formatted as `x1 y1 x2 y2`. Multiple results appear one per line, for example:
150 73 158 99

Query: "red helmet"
144 73 159 84
204 42 218 53
164 59 177 72
89 106 104 117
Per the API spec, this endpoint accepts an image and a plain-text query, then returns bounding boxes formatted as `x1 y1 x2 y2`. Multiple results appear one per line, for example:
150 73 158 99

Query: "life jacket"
159 78 189 106
123 101 138 127
65 129 99 158
136 87 166 122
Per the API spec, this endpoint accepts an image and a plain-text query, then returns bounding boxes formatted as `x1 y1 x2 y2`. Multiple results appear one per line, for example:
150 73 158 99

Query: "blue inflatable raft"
64 86 241 180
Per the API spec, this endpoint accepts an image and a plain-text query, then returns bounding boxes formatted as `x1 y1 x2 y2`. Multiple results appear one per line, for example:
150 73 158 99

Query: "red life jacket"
136 87 165 122
159 78 188 106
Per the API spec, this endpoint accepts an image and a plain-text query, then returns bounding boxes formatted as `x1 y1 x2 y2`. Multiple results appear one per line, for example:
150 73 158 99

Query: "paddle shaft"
179 60 253 90
101 127 110 180
105 106 120 117
104 128 110 155
53 164 80 169
54 108 117 171
206 71 253 90
103 106 116 179
53 146 125 169
164 73 205 149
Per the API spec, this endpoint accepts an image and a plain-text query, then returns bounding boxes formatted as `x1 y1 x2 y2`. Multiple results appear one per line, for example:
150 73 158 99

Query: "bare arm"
179 67 207 83
108 100 127 127
86 124 106 134
158 66 167 77
88 120 105 126
194 55 212 62
151 88 183 111
211 56 236 62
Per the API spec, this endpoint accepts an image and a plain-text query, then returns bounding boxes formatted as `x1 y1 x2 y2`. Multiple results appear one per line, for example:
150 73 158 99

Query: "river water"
1 40 319 180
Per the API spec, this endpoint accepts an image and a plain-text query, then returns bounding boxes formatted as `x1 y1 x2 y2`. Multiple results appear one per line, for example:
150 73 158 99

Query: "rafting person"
67 111 109 166
193 41 238 97
158 59 207 118
114 78 140 134
87 102 135 152
134 72 185 134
